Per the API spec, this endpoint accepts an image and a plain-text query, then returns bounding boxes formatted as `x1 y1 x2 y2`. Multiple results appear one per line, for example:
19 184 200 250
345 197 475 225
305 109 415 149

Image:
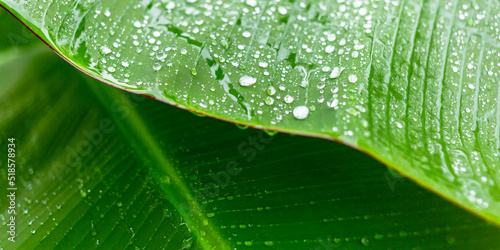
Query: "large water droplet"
348 74 358 83
325 45 335 53
239 75 257 86
293 106 309 120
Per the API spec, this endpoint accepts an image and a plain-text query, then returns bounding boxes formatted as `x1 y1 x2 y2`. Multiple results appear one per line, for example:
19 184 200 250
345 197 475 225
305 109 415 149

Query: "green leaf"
1 0 500 242
2 29 500 249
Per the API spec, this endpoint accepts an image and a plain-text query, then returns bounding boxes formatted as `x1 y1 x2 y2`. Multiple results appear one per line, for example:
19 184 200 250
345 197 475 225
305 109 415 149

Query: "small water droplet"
284 95 294 103
264 241 274 246
267 86 276 95
265 96 274 105
361 237 369 246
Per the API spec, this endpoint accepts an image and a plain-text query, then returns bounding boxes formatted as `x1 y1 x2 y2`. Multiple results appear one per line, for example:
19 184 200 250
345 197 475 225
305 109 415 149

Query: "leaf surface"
1 35 500 249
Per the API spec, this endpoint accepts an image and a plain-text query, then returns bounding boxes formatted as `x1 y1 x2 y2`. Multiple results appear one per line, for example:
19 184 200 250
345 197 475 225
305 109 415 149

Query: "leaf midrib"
83 75 230 249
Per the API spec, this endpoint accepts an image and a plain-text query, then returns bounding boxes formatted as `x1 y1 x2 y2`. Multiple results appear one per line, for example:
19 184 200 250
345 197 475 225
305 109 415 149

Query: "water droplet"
325 45 335 53
133 21 141 28
182 237 194 249
100 46 111 55
239 75 257 86
278 6 287 15
244 241 253 246
91 221 97 236
330 67 341 78
156 51 167 60
165 2 175 10
361 237 369 246
235 124 249 130
284 95 294 103
354 44 365 50
242 31 252 38
266 86 276 96
259 61 268 68
263 130 278 136
117 201 122 207
327 98 339 108
293 106 309 120
348 74 358 83
265 96 274 105
153 62 162 71
264 241 274 246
